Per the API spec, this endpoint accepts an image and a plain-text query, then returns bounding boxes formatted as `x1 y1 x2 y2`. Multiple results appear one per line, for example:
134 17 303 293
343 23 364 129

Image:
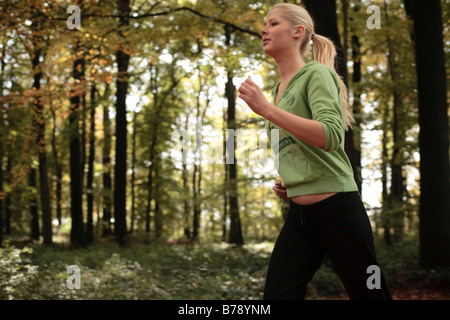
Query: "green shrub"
0 243 39 300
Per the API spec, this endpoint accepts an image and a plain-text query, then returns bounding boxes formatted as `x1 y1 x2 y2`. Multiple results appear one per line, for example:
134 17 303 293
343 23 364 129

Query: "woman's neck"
275 53 306 85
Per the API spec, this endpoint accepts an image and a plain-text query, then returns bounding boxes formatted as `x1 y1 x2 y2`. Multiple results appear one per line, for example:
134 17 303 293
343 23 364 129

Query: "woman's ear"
293 25 305 39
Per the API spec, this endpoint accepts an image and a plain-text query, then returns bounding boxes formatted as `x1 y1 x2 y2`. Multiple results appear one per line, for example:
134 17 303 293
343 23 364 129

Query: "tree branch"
51 6 261 38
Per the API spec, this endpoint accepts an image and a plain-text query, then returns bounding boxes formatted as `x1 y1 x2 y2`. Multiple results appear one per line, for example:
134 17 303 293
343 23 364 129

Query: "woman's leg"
309 192 392 300
263 202 325 300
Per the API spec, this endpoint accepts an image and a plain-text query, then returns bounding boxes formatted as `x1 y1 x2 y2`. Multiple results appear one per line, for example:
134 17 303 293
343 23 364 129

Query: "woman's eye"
271 22 278 26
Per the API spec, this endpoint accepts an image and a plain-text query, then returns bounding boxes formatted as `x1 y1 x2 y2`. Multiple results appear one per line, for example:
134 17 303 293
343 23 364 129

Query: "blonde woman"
238 3 392 300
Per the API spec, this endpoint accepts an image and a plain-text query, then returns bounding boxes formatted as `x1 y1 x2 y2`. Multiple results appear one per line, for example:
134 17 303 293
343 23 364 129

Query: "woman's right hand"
272 180 288 200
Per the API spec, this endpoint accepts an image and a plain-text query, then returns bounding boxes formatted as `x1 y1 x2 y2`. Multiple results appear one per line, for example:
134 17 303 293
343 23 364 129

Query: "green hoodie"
266 60 358 197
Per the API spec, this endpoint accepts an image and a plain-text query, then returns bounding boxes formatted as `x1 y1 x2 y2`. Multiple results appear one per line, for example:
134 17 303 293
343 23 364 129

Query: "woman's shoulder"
306 61 335 75
304 61 339 84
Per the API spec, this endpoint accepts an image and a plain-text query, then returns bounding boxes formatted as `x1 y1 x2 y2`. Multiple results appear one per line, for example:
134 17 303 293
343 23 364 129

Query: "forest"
0 0 449 301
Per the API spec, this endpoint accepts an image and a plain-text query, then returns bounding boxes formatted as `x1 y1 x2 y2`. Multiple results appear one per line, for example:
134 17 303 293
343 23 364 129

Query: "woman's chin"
263 47 275 58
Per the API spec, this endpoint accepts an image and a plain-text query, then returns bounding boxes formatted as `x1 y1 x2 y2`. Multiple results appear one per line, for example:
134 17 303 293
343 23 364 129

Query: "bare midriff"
290 192 337 205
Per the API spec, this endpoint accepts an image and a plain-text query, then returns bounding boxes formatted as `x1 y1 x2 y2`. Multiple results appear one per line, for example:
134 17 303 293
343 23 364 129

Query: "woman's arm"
238 77 326 149
265 105 326 149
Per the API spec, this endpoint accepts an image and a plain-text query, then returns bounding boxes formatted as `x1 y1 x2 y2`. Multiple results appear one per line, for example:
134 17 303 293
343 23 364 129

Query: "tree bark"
222 104 228 242
409 0 450 267
69 56 85 247
382 105 392 246
86 84 96 245
102 85 113 237
383 1 407 243
224 26 243 246
114 0 131 246
29 168 40 241
350 1 363 193
0 45 4 246
32 43 52 245
130 107 137 234
50 101 62 226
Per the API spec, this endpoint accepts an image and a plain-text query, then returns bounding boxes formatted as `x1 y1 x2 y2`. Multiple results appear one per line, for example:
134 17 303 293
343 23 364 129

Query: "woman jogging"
238 3 392 300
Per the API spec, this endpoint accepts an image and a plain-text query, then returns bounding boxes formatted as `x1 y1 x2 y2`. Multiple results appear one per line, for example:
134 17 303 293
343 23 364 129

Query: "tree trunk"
192 162 200 239
222 104 228 242
226 73 243 245
81 94 87 197
224 26 243 246
130 107 137 234
350 1 363 193
192 67 208 240
50 103 62 226
5 157 12 237
0 45 4 246
69 56 85 247
86 84 96 245
409 0 450 267
382 105 392 246
114 0 131 246
102 85 113 237
32 45 52 245
182 116 191 238
383 0 406 244
0 139 2 246
29 168 40 240
154 171 162 239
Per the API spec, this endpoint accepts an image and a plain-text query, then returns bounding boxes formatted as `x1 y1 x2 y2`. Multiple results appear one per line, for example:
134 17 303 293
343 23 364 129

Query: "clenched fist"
272 180 287 201
238 77 273 118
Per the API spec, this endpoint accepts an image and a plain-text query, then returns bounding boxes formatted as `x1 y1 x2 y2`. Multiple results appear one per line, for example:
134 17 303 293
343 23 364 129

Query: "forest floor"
2 234 450 300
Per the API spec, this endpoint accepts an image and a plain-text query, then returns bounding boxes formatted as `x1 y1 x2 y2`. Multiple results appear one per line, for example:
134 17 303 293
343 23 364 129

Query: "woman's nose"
260 26 267 36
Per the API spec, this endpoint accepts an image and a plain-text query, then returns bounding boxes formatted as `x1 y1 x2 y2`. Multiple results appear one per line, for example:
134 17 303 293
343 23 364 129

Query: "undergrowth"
1 235 449 300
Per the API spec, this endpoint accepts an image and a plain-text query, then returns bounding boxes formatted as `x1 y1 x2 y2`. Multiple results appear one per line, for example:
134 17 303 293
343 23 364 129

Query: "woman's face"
260 9 300 58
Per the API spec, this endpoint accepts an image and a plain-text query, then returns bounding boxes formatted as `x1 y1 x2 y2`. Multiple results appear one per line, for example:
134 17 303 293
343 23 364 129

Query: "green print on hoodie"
266 60 358 198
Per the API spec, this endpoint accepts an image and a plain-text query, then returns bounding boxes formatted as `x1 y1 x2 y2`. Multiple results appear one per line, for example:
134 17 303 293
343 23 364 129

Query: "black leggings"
263 191 392 300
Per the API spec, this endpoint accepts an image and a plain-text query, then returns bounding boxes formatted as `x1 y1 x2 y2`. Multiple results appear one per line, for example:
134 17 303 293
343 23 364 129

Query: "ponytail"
311 34 354 130
272 3 355 131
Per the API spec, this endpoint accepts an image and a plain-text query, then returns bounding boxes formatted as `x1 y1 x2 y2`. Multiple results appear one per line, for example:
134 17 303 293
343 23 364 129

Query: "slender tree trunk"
192 117 199 239
102 86 113 237
29 168 40 240
350 1 363 193
0 139 2 246
192 164 200 239
382 106 392 246
81 94 87 196
69 56 84 247
182 116 191 238
0 45 4 246
154 169 162 239
408 0 450 267
86 84 96 245
50 105 62 226
383 0 406 244
226 73 243 245
5 157 12 237
130 108 137 234
114 0 131 246
32 44 52 245
224 26 243 246
192 68 208 240
222 104 228 242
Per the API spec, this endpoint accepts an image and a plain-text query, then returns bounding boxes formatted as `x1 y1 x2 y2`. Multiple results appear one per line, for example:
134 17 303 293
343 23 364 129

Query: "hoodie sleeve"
306 65 345 152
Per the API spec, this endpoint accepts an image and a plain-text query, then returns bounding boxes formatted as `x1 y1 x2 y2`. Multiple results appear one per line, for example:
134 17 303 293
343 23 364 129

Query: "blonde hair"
271 3 354 130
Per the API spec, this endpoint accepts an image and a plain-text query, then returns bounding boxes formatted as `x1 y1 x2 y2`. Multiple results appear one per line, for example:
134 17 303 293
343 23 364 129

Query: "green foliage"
1 240 272 300
0 243 38 300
